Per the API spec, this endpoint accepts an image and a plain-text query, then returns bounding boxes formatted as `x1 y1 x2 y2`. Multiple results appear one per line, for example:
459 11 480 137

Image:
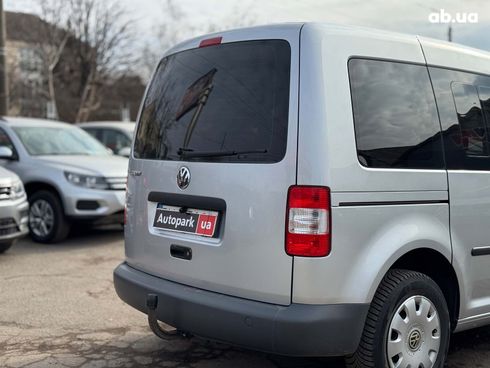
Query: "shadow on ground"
11 225 123 255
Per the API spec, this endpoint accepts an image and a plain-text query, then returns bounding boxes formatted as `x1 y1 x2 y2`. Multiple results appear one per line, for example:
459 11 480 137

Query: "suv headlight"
10 180 26 199
64 172 109 190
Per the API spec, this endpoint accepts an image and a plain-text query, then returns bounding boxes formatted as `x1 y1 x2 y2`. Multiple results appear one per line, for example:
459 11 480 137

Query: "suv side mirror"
0 146 13 160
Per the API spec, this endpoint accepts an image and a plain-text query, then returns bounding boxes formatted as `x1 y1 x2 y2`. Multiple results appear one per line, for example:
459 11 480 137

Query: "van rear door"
125 27 301 305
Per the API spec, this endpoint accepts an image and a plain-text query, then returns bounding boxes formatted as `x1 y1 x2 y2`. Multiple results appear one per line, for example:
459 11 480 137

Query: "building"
5 11 47 118
5 11 145 122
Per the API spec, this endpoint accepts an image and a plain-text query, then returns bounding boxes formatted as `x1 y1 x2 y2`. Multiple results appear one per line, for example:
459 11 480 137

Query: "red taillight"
286 186 331 257
199 36 222 48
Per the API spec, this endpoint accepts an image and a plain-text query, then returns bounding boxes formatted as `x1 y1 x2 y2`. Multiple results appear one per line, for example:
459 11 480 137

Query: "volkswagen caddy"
114 23 490 367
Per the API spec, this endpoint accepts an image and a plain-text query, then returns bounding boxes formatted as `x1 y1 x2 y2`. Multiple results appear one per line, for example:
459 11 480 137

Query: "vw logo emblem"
177 166 191 190
408 329 422 351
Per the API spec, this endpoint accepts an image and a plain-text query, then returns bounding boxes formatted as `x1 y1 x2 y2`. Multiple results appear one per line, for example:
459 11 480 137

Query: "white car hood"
36 155 129 177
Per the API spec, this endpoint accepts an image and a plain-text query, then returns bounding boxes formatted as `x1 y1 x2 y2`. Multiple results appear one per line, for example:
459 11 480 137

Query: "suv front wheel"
28 190 70 243
347 269 450 368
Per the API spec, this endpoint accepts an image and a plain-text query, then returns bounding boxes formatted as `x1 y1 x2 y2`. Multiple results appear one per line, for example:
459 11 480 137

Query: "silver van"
114 23 490 367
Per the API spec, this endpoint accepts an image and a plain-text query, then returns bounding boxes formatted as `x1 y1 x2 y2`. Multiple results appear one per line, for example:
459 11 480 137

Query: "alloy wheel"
29 199 55 238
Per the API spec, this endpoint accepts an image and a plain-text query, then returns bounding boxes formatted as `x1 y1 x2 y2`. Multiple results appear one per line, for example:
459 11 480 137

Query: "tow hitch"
146 294 192 339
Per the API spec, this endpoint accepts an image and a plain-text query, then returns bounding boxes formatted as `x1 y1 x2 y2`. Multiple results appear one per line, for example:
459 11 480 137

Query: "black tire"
0 240 15 253
28 190 70 243
346 269 450 368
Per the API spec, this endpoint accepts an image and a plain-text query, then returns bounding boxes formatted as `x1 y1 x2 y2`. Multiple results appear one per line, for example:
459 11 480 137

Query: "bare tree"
140 0 260 81
34 0 71 119
33 0 134 122
67 0 134 122
140 0 184 80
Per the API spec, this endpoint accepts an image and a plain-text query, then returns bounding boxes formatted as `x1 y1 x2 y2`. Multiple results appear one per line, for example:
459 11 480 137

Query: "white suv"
0 117 128 243
0 150 28 253
115 24 490 367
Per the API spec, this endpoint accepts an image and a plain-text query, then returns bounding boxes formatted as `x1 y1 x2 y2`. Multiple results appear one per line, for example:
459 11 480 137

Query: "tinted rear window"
134 40 291 163
480 86 490 125
349 59 444 169
429 67 490 170
451 83 487 157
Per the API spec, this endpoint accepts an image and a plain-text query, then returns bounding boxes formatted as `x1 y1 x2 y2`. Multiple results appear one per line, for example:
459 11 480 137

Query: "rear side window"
480 86 490 125
134 40 291 163
349 59 444 169
84 128 103 141
101 129 131 152
451 83 488 157
429 66 490 170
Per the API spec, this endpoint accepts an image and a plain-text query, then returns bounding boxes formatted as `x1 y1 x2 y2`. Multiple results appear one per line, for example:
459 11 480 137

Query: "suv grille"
0 186 11 200
0 218 19 236
105 177 126 191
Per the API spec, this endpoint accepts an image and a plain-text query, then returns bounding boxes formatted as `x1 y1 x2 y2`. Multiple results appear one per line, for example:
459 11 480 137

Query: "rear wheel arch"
347 268 451 368
388 248 460 330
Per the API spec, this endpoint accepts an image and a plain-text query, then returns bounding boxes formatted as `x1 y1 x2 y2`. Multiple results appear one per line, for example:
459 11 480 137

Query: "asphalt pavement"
1 228 489 368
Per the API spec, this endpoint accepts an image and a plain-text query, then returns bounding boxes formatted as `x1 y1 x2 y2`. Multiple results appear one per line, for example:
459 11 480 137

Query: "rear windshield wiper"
177 148 267 159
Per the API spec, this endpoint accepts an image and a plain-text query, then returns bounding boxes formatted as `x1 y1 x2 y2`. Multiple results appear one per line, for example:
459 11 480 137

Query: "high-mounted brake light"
286 186 331 257
199 37 223 48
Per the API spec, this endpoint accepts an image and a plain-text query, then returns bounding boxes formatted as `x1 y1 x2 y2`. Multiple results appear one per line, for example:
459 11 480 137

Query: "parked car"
0 117 128 243
0 150 28 253
78 121 135 157
114 24 490 368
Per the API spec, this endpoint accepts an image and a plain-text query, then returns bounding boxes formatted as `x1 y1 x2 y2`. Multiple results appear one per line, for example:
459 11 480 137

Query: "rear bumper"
114 262 369 357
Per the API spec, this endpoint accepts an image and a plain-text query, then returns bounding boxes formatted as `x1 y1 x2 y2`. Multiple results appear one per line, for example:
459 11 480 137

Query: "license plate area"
153 204 219 238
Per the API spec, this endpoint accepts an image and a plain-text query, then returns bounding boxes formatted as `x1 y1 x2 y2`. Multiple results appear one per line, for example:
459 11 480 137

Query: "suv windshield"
13 126 110 156
133 39 291 163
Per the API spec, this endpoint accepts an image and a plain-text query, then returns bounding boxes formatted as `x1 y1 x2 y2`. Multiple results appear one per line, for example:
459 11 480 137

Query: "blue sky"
5 0 490 51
